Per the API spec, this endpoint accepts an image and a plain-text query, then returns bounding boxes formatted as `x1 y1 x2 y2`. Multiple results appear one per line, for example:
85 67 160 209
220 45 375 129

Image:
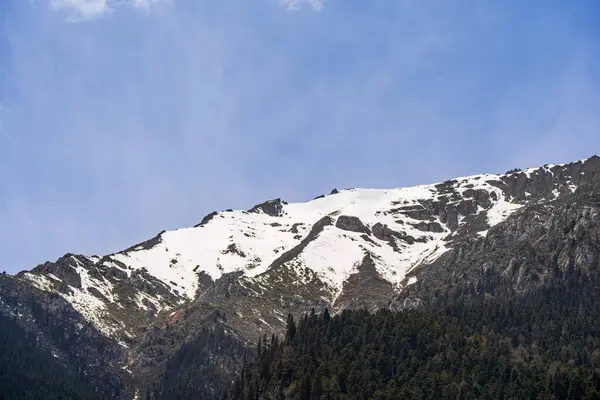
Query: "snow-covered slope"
108 177 498 297
20 156 598 339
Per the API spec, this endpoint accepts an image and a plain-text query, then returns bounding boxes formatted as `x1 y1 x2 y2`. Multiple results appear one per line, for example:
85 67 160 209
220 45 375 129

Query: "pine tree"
323 307 331 324
285 313 296 343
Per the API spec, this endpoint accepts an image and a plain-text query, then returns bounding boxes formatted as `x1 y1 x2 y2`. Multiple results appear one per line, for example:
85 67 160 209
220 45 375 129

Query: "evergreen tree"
285 313 296 343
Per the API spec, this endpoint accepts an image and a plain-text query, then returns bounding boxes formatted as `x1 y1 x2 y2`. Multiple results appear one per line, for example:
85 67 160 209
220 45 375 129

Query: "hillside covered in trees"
228 270 600 399
145 318 252 400
0 312 100 400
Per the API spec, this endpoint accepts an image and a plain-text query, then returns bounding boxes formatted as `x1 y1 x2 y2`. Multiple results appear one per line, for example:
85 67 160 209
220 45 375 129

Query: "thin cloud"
49 0 168 20
50 0 322 20
50 0 111 19
279 0 325 11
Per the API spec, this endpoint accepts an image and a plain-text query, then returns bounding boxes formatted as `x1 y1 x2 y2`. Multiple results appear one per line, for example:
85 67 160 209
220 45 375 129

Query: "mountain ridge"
15 156 600 336
3 154 600 398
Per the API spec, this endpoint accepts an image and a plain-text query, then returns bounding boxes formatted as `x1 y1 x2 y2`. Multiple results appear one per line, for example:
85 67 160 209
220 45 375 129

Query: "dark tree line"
0 312 99 400
0 285 125 399
146 321 253 400
227 270 600 399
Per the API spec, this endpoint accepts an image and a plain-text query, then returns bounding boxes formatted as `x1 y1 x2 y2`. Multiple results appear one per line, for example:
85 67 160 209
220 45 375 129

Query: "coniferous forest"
0 312 98 400
227 271 600 400
146 322 252 400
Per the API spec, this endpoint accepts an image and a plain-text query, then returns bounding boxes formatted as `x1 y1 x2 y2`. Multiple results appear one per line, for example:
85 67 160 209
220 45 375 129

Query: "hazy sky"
1 0 599 273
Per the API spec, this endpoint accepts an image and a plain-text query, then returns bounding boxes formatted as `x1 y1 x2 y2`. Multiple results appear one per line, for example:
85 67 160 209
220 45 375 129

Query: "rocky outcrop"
335 215 370 234
29 254 84 289
198 271 248 303
395 199 471 232
438 203 460 231
221 243 246 257
334 254 396 311
393 182 600 310
372 223 398 241
105 265 129 280
412 221 445 233
394 204 432 221
195 211 219 227
463 188 493 208
121 269 174 299
487 155 600 203
289 223 304 233
457 199 478 216
122 231 165 252
371 222 419 245
268 216 334 271
248 198 286 217
450 212 490 239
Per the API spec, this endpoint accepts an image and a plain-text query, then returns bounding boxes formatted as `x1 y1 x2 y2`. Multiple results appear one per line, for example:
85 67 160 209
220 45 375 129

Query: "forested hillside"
228 269 600 399
145 316 252 400
0 312 99 400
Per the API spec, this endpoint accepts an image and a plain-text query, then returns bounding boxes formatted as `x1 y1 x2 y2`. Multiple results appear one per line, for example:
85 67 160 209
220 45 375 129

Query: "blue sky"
1 0 599 273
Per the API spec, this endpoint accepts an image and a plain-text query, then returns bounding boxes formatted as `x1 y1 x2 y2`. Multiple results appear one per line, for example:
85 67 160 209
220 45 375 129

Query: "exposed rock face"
335 215 371 234
396 204 432 221
267 216 334 271
463 188 492 208
248 198 286 217
371 222 417 245
371 222 398 241
105 265 129 280
334 254 396 311
195 212 219 227
450 212 490 239
289 223 303 233
121 269 176 302
412 221 445 233
2 155 600 398
198 271 248 303
31 254 84 289
392 181 600 311
122 231 165 252
18 252 187 346
393 198 469 232
457 199 478 216
492 156 600 202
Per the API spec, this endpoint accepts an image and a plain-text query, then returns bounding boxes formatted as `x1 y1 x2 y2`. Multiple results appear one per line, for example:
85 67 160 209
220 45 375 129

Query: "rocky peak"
490 156 600 203
28 254 86 289
195 212 219 227
122 231 165 252
248 198 286 217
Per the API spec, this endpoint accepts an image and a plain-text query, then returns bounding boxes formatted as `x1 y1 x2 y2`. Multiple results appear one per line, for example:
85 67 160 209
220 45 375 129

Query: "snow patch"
486 196 523 226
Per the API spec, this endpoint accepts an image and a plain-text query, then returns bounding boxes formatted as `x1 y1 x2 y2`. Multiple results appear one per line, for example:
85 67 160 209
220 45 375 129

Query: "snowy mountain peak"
18 156 600 340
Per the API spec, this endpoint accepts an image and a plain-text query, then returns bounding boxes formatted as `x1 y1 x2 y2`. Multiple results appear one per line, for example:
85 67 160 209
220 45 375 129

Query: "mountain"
2 155 600 398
